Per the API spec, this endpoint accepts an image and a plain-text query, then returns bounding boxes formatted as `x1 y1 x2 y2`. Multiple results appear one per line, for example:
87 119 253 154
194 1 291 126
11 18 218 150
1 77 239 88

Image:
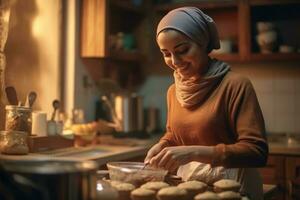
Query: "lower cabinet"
258 155 300 200
285 157 300 200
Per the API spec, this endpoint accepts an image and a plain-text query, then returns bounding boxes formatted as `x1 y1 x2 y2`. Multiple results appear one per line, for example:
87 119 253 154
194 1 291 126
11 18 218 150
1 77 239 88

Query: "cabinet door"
81 0 145 61
258 155 285 200
81 0 108 57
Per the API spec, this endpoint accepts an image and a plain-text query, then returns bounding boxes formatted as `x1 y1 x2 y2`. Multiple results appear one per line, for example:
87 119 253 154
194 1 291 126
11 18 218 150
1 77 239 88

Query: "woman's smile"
157 29 209 79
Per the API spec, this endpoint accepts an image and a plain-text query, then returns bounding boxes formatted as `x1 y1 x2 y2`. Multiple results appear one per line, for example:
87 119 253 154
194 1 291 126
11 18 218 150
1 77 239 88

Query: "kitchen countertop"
0 134 162 166
1 134 299 165
268 142 300 156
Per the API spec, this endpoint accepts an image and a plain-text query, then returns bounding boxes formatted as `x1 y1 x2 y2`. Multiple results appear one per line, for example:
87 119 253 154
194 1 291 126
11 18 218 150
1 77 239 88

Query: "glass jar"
5 105 32 134
0 130 29 155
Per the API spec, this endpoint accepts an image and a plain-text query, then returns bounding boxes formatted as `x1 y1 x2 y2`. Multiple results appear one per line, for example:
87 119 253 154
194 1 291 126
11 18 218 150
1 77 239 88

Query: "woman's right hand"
144 140 169 164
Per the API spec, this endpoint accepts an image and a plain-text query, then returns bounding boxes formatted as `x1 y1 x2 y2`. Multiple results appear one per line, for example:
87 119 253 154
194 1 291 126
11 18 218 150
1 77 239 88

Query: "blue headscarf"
156 7 220 53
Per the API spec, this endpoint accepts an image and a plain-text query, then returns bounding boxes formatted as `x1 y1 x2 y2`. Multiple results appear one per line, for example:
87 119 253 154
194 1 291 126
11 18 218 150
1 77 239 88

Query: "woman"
144 7 268 199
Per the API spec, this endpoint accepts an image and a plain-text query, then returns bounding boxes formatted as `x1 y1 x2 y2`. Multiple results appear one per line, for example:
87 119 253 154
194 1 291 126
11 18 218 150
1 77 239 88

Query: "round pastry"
177 180 207 199
194 191 221 200
217 191 241 200
141 181 170 192
113 182 136 200
131 188 156 200
157 186 188 200
213 179 241 193
107 180 123 187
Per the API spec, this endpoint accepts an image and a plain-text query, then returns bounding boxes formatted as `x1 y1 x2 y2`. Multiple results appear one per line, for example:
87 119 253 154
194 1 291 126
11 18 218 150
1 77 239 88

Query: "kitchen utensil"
25 91 37 108
51 99 60 121
106 162 168 187
102 93 144 133
141 162 149 170
5 86 18 105
101 95 121 130
0 159 99 200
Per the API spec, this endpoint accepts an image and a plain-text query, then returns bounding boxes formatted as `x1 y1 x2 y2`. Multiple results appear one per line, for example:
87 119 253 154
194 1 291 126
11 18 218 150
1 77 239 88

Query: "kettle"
101 93 144 133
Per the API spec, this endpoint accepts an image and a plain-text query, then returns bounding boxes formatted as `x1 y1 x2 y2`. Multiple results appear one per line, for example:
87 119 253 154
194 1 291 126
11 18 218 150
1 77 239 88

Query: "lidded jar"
5 105 32 134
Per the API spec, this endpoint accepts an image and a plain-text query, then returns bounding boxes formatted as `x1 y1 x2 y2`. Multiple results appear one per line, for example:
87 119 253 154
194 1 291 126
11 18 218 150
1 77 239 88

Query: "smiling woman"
144 6 268 200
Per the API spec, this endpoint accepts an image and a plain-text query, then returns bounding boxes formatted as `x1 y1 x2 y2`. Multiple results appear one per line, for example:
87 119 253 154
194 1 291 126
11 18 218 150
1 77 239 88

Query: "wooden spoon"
51 99 60 121
25 91 37 108
5 86 18 105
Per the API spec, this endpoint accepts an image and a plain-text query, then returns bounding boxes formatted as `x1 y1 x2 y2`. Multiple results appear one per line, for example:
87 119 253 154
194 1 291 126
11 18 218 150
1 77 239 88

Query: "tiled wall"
232 62 300 134
139 62 300 134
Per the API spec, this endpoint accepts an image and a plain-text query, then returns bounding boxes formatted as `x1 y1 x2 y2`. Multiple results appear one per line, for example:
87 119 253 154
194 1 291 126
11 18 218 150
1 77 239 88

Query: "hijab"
156 7 230 108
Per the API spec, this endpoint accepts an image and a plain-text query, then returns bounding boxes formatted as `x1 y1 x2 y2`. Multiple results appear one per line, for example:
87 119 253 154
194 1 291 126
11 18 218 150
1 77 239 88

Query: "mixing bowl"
106 162 168 186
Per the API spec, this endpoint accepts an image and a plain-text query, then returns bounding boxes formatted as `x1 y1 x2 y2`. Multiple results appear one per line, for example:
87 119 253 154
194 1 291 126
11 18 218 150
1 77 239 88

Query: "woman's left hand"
149 146 199 173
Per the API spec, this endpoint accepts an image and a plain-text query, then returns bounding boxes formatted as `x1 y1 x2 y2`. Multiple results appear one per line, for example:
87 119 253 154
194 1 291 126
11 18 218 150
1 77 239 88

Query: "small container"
5 105 32 134
31 111 47 136
47 120 57 136
0 130 29 155
56 121 64 135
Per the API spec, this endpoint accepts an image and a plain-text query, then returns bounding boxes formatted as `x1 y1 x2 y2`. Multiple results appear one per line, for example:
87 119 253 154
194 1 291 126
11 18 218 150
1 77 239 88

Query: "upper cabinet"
81 0 146 62
154 0 300 62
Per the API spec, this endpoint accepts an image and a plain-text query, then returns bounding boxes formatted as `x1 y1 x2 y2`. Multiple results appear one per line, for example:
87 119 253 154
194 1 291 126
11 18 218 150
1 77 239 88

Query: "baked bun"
213 179 240 193
194 191 221 200
177 180 207 199
217 191 241 200
157 186 188 200
131 188 156 200
141 181 170 192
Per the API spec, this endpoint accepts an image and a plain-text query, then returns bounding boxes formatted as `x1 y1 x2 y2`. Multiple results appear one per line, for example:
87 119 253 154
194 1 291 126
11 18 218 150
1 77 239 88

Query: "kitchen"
0 0 300 199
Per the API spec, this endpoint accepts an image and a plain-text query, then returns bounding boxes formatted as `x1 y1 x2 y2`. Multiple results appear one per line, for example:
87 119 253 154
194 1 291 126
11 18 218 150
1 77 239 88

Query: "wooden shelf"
155 1 238 12
81 0 145 61
249 0 300 6
209 53 241 62
250 53 300 61
209 53 300 62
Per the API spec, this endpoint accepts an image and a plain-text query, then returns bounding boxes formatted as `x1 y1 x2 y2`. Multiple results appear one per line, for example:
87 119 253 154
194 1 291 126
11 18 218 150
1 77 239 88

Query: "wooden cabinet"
81 0 300 63
259 155 286 200
81 0 146 62
154 0 300 62
285 157 300 200
258 155 300 200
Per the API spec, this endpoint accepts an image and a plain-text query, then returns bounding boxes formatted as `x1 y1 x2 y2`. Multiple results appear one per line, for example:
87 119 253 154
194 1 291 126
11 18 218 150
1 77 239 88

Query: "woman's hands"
144 140 169 164
146 145 214 173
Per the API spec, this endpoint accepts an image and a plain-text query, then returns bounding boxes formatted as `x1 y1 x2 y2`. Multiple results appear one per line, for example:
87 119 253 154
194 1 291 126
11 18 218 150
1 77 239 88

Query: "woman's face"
157 29 209 79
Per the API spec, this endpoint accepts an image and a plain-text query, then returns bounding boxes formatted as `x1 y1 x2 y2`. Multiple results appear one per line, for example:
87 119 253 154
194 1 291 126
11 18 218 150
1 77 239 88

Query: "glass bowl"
106 162 168 186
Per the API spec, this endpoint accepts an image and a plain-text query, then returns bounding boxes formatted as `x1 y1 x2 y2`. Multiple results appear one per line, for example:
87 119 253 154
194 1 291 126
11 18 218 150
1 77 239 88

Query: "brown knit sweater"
160 71 268 168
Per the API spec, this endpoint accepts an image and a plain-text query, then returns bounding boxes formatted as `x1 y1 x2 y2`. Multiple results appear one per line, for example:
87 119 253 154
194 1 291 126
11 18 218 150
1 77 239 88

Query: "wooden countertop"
0 134 162 166
269 142 300 156
1 134 299 166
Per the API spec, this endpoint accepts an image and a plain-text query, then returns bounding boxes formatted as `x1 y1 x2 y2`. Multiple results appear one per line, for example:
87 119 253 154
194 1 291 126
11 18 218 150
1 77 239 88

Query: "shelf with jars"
81 0 146 62
153 0 300 62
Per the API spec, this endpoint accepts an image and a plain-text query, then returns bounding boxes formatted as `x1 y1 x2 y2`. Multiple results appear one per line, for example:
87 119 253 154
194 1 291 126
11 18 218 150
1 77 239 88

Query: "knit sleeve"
160 85 177 146
212 77 268 168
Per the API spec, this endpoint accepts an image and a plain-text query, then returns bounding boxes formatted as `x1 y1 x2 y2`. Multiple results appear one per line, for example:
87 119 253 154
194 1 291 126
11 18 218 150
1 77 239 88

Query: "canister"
5 105 32 134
